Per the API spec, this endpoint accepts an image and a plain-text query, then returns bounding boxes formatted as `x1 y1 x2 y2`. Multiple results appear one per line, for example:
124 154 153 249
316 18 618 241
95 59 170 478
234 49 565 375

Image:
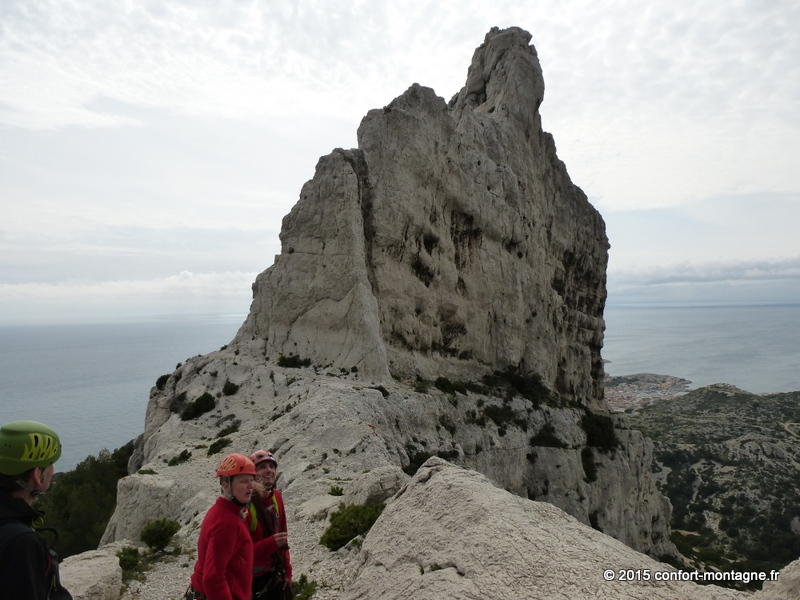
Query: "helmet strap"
221 476 248 507
15 477 42 498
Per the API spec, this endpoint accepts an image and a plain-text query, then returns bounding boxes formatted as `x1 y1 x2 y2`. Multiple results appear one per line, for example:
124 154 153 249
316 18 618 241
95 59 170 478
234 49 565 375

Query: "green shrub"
403 448 433 476
581 412 619 450
482 403 517 429
139 518 180 553
482 366 553 405
207 438 231 456
329 485 344 496
434 377 467 396
216 419 241 438
181 392 216 421
168 449 192 466
169 391 187 414
292 574 318 600
529 424 568 449
278 353 311 368
222 379 240 396
116 546 140 572
320 502 385 551
155 374 170 391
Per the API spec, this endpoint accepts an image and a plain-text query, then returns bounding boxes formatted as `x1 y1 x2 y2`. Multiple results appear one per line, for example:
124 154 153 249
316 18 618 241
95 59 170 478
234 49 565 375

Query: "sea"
1 317 243 471
2 304 799 472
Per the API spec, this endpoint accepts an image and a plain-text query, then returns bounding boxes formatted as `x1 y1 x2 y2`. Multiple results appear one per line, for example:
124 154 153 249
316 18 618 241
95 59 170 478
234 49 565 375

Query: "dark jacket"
0 490 72 600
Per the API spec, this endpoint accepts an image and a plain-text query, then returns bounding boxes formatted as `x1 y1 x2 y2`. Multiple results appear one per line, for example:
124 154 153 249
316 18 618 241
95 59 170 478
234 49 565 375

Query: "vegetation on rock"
629 386 800 589
181 391 216 420
277 353 312 368
320 502 386 551
139 518 180 553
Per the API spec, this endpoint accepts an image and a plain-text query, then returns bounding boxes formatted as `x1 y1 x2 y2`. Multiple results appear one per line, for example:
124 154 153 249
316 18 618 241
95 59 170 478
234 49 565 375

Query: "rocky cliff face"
235 26 608 411
104 26 677 587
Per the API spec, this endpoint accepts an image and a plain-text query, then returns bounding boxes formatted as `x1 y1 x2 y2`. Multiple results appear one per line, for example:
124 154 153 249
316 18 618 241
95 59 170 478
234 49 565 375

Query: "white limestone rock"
756 558 800 600
235 26 608 414
341 458 747 600
60 543 123 600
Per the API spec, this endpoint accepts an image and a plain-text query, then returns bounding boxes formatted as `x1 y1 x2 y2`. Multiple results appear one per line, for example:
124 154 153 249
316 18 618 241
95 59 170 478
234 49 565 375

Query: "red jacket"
246 488 292 581
191 497 254 600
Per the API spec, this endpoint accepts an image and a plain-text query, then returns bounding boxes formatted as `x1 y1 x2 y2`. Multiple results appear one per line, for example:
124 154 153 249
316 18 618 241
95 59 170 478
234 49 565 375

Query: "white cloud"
0 271 257 325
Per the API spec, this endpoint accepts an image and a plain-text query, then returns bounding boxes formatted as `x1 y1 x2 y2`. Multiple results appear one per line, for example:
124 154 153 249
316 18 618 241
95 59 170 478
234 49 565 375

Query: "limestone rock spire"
236 26 609 411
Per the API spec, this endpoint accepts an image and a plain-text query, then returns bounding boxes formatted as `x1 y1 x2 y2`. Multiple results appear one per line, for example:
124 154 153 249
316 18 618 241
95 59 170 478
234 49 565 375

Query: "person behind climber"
0 420 73 600
187 453 256 600
248 449 293 600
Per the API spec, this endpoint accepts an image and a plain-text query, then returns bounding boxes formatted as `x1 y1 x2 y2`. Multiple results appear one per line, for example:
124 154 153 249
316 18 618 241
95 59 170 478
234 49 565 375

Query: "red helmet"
216 453 256 478
250 449 277 468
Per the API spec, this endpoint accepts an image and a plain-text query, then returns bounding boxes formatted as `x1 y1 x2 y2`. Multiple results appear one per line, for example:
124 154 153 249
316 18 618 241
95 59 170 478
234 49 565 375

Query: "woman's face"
225 474 255 504
255 460 277 488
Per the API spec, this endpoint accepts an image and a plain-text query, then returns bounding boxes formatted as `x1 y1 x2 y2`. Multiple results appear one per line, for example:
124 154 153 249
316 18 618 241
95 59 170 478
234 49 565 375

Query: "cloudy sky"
2 0 799 325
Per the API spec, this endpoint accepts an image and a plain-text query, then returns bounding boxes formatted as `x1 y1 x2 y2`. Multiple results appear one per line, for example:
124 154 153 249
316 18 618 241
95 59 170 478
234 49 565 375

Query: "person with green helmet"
0 420 72 600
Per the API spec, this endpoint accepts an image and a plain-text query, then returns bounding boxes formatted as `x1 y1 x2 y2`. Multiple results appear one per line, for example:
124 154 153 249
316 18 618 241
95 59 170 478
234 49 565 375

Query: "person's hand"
283 575 293 590
272 532 288 548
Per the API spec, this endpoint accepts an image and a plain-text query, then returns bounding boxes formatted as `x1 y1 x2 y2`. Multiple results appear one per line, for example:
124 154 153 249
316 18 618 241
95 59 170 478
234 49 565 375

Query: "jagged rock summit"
235 25 608 412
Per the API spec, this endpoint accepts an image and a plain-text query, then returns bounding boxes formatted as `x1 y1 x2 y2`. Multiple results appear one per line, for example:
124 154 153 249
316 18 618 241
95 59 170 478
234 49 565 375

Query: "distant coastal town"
604 373 692 412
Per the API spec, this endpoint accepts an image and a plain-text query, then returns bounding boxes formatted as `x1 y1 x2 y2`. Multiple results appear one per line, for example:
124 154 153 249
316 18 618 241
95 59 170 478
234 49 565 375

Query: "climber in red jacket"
248 449 293 600
187 454 256 600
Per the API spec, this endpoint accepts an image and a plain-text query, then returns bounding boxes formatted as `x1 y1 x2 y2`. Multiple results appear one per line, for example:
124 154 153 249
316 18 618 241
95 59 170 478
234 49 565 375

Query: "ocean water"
1 318 242 471
602 303 800 394
2 305 798 473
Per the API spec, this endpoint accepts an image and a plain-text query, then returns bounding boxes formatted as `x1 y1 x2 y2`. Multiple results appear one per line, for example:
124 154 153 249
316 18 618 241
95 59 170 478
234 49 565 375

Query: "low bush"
434 377 467 396
292 574 318 600
581 412 619 450
207 438 231 456
222 379 239 396
116 546 140 573
529 423 568 449
139 518 180 553
216 419 241 438
403 448 433 475
320 502 386 551
278 353 312 368
168 449 192 466
169 391 187 414
155 374 170 391
181 392 216 421
482 403 517 429
482 366 553 406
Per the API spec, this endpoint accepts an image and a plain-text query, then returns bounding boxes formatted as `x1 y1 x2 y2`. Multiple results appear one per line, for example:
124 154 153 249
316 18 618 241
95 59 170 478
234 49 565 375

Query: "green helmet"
0 421 62 476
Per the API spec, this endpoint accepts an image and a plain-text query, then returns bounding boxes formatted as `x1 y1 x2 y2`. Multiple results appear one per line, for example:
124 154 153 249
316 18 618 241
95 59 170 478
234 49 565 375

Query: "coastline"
604 373 692 413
